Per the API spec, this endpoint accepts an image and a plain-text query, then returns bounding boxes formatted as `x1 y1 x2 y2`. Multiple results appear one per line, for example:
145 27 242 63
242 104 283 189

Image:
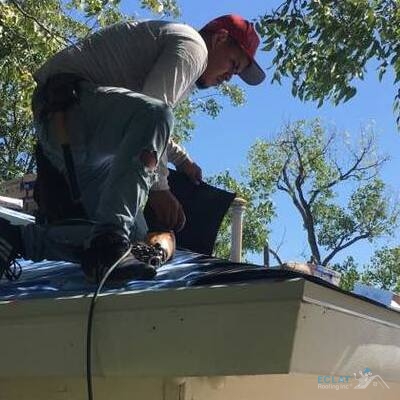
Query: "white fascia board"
290 280 400 383
2 278 400 382
0 279 304 378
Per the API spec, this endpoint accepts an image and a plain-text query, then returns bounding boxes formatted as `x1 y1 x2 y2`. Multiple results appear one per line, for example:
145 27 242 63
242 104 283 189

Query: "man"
0 14 265 282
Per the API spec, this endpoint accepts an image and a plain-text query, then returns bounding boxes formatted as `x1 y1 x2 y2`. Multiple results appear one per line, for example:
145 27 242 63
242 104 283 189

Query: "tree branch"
276 158 292 193
292 133 306 186
269 247 284 266
281 158 295 195
322 232 370 266
10 0 74 46
290 134 321 263
308 141 387 206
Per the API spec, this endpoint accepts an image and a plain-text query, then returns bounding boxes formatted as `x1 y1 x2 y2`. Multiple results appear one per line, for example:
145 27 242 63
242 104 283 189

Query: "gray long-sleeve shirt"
34 20 208 190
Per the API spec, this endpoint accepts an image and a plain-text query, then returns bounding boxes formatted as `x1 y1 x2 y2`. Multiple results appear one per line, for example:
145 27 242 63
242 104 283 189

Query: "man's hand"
177 159 203 185
146 190 186 232
146 231 176 261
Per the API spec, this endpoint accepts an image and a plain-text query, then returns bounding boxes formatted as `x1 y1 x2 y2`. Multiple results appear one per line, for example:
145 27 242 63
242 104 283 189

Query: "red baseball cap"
201 14 266 86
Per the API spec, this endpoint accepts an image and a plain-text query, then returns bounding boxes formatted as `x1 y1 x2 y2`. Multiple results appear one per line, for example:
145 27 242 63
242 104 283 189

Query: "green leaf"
255 1 400 123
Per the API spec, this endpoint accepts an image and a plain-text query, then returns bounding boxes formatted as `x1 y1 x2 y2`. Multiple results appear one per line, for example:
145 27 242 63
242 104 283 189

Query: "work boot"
0 218 23 281
108 231 175 282
80 229 175 283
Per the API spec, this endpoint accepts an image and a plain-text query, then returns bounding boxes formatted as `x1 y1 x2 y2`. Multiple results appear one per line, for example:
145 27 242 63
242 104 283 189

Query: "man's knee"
145 100 173 154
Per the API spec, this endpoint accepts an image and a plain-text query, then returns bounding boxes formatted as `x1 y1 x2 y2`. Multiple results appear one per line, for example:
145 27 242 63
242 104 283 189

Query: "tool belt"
34 73 87 223
34 143 87 223
39 73 82 118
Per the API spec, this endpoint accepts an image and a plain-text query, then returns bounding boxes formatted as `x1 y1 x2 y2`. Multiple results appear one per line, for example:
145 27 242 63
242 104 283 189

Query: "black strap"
37 73 84 206
61 143 81 202
34 144 87 223
39 73 83 119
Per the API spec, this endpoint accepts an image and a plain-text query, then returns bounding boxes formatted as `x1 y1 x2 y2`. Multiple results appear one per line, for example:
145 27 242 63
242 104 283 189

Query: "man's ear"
210 29 230 49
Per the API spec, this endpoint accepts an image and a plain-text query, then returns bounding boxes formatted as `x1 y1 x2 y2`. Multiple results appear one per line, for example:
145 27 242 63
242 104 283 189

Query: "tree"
140 0 180 17
256 1 400 121
361 246 400 292
332 246 400 293
332 256 360 291
0 0 125 181
244 119 398 266
249 120 399 265
172 83 245 144
0 0 245 181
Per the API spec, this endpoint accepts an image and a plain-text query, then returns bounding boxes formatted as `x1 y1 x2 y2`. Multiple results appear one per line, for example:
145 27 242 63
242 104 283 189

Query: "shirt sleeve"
141 28 207 107
167 139 191 166
151 140 192 191
151 151 170 191
143 26 207 191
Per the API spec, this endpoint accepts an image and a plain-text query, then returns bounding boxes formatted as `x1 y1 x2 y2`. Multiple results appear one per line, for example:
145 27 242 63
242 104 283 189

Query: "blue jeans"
22 81 172 263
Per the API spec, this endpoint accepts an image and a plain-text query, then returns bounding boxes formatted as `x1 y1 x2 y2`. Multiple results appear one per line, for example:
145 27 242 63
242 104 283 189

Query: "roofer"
0 14 265 282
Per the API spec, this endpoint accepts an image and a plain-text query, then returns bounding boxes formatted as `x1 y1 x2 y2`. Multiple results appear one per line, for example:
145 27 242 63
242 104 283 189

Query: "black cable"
86 246 132 400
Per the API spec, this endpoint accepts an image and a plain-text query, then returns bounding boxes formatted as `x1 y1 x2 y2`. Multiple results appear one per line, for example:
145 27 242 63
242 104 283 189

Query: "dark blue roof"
0 249 268 301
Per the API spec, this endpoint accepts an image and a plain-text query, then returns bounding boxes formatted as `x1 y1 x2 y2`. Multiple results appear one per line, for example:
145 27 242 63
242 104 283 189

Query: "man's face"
197 30 250 88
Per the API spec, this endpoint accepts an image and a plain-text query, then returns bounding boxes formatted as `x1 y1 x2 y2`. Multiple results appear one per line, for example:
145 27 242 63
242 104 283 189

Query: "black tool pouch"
34 73 86 223
39 73 82 119
34 143 87 224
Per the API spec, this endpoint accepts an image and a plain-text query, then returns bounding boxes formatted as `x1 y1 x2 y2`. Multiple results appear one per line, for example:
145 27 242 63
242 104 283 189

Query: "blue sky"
127 0 400 266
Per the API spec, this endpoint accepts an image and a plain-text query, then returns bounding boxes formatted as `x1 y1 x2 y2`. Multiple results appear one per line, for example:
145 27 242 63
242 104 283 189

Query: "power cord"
86 245 133 400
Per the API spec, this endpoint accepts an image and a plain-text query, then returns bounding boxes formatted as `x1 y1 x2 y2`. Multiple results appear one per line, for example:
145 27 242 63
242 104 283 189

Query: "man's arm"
142 26 207 191
140 25 207 230
167 139 203 185
141 26 207 107
167 139 189 167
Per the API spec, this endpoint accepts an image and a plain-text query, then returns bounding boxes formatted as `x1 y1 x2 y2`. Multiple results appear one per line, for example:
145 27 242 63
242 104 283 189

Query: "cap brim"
239 60 266 86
